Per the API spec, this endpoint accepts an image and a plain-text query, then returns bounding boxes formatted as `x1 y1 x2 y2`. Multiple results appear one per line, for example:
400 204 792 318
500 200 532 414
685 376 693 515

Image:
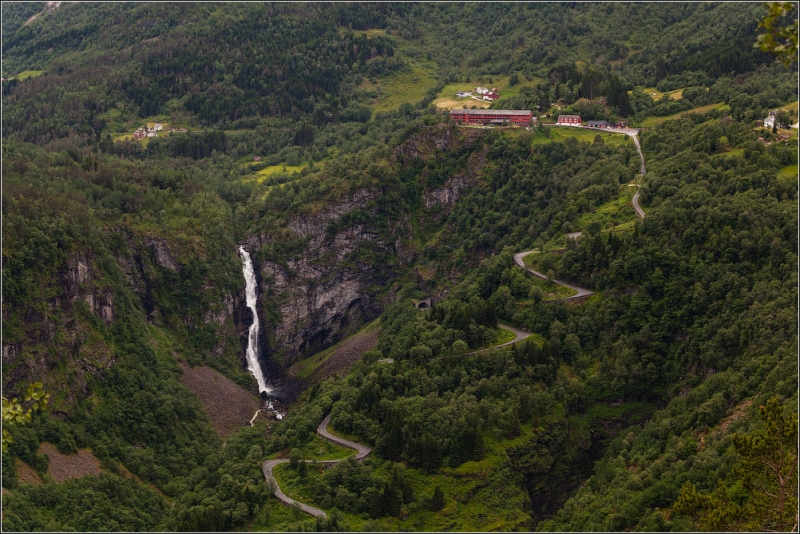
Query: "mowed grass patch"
641 102 729 127
777 164 798 190
779 100 798 112
336 27 386 38
256 164 306 177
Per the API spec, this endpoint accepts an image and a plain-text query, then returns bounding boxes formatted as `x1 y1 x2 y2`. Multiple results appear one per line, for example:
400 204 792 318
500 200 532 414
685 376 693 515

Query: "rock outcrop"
249 191 386 366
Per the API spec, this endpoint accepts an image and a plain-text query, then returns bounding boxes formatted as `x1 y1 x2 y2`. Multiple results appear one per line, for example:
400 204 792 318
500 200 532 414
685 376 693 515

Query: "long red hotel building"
450 109 533 126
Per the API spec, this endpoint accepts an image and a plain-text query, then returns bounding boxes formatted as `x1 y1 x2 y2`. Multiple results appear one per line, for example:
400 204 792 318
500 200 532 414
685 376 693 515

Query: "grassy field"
13 70 44 80
267 431 353 462
777 164 798 182
361 61 438 113
531 125 633 148
638 86 685 100
256 164 307 177
779 100 798 112
641 102 729 127
337 27 387 38
711 147 745 160
433 97 491 110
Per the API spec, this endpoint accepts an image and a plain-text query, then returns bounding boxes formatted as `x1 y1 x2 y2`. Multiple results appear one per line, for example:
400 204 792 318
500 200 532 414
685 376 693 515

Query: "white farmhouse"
763 111 776 129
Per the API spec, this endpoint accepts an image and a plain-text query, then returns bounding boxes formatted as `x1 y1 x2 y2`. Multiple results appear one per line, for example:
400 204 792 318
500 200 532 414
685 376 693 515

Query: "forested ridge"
1 2 797 532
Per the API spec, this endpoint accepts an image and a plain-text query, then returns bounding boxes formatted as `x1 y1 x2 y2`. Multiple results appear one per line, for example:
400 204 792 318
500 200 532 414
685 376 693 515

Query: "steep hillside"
1 2 797 532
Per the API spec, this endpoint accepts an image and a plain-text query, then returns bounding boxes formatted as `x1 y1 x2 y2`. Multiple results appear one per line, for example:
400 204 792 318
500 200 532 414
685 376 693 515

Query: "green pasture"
641 102 729 127
639 86 685 100
531 126 632 148
13 70 44 80
362 61 438 113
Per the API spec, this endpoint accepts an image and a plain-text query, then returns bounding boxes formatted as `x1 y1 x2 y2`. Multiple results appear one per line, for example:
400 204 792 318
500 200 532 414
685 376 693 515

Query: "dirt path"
262 414 372 519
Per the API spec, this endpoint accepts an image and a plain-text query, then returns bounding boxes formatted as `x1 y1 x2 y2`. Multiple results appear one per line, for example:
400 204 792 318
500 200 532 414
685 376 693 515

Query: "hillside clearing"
362 61 438 112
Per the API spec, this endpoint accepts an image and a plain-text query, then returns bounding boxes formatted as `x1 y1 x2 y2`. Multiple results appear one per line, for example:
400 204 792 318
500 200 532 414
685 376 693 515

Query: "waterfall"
238 246 271 395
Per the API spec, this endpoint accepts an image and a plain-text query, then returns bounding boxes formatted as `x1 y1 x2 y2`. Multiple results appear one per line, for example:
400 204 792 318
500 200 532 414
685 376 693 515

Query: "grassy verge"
494 327 517 345
576 186 637 232
520 255 579 299
267 433 353 462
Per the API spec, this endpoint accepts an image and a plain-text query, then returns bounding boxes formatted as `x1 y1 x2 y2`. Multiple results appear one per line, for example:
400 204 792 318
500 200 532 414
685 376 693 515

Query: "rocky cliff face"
423 148 487 209
247 190 387 367
244 126 489 371
2 252 116 412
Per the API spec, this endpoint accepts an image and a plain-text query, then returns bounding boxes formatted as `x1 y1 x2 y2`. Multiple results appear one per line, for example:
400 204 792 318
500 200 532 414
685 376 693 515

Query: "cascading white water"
238 246 271 395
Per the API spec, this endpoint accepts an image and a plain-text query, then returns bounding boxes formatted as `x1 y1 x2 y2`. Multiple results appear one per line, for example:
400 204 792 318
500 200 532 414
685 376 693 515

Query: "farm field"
361 61 438 113
638 86 685 100
641 102 729 127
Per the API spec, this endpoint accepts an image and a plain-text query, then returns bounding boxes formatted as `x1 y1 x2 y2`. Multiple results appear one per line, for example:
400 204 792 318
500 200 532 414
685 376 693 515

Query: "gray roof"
587 120 609 125
450 109 531 116
559 114 581 119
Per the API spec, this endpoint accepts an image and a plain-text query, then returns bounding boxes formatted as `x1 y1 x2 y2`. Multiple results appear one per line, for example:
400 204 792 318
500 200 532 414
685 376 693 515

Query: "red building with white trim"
450 109 532 126
557 114 581 125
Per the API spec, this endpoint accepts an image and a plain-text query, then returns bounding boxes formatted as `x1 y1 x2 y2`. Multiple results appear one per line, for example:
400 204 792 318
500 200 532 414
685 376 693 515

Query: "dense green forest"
2 2 797 532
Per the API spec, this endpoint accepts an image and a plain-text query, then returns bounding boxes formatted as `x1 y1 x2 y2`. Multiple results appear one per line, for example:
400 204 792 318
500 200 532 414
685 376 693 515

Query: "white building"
763 111 776 129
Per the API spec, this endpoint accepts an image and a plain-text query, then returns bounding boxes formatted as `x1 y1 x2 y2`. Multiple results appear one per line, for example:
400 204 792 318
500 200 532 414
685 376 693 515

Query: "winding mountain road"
263 122 650 519
513 251 594 300
551 124 646 219
626 129 647 219
262 414 371 519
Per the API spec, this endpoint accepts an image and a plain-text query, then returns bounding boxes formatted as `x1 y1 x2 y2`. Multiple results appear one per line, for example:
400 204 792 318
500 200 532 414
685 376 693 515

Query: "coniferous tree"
431 486 445 511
